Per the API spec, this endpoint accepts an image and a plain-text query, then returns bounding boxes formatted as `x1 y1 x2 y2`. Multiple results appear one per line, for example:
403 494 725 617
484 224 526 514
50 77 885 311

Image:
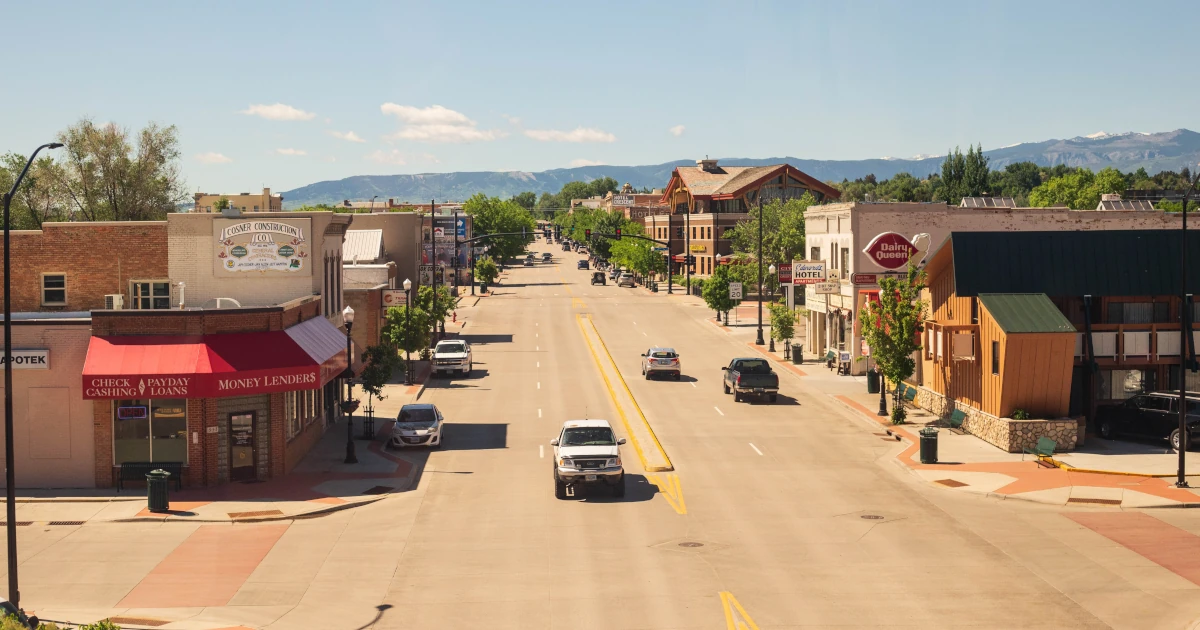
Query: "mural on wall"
213 219 312 276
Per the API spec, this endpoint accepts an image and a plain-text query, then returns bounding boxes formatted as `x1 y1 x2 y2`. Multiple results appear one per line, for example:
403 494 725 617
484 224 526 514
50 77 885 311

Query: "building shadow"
439 423 508 451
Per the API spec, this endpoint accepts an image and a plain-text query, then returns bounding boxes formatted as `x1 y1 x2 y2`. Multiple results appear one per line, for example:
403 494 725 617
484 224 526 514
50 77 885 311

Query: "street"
17 240 1200 629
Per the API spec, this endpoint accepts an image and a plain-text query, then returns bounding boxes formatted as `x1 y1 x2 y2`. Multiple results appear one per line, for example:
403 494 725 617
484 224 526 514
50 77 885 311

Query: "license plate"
585 474 597 481
753 388 764 393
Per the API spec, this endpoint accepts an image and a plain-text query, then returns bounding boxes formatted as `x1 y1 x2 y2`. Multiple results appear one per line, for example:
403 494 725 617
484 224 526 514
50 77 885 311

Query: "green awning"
979 294 1077 334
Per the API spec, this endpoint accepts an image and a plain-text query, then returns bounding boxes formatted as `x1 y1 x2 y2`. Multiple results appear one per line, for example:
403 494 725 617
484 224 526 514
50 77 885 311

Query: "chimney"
1101 193 1122 202
698 158 719 172
387 198 394 207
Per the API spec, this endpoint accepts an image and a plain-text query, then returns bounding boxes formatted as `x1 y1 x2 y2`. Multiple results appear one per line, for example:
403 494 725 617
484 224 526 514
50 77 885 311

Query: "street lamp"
1177 168 1200 488
369 195 378 212
403 278 413 386
768 264 777 352
3 141 61 609
342 305 358 464
755 197 765 346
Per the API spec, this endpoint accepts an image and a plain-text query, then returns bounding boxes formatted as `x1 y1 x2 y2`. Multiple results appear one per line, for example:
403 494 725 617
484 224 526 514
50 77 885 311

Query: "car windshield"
736 359 771 374
437 342 466 354
561 427 616 446
651 351 677 358
398 407 438 427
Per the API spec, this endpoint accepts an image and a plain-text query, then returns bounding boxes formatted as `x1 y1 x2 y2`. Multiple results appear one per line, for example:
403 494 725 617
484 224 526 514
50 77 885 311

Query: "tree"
1028 167 1126 210
0 152 65 229
701 263 738 322
858 265 927 424
465 193 536 262
963 143 990 197
55 118 187 221
418 284 461 334
768 301 796 344
511 191 537 211
358 343 400 403
213 196 230 213
939 146 967 203
726 195 814 290
608 223 666 278
383 305 431 357
474 256 499 286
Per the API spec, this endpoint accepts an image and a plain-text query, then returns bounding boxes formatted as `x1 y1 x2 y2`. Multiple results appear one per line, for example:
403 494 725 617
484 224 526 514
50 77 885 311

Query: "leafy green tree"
358 343 400 402
383 305 431 357
465 193 536 262
213 196 230 212
1028 167 1126 210
702 263 738 322
768 301 796 343
511 191 537 211
418 284 461 333
474 256 499 285
858 265 927 424
963 143 990 197
726 195 814 289
609 223 666 277
0 152 65 229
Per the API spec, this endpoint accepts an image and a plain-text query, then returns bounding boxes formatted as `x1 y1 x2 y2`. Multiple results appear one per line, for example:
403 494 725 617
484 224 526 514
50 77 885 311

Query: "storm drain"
227 509 284 519
936 479 968 488
0 522 32 527
1067 497 1122 506
860 515 885 520
678 542 704 548
47 520 86 526
362 485 395 495
108 617 168 627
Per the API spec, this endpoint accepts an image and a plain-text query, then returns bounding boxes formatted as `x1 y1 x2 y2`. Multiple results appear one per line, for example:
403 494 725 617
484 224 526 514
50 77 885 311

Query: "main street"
18 238 1200 629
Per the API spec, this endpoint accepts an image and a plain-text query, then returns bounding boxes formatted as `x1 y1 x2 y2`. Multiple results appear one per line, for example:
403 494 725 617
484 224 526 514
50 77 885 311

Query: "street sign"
652 246 668 252
792 260 827 285
456 217 467 237
851 273 877 285
729 282 743 300
814 281 840 294
777 263 792 284
382 290 407 308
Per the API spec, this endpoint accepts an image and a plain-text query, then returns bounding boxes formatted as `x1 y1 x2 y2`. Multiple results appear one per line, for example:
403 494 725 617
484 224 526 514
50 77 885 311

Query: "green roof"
979 294 1077 334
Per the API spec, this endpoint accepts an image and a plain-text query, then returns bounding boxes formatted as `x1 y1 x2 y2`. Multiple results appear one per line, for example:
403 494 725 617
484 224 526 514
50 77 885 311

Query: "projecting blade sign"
862 232 930 270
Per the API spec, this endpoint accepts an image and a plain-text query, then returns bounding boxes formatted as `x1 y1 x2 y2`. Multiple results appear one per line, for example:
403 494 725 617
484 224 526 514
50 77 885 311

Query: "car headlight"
557 457 567 467
607 457 620 467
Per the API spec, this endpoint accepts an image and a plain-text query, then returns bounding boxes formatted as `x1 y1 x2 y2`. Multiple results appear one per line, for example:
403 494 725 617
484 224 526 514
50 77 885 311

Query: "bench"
117 461 183 492
948 408 966 432
1021 438 1057 467
901 385 919 408
824 350 837 370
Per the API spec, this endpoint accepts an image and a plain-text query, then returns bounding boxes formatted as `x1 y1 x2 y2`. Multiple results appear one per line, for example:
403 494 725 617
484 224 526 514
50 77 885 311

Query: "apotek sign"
791 260 827 285
863 232 917 270
0 349 48 370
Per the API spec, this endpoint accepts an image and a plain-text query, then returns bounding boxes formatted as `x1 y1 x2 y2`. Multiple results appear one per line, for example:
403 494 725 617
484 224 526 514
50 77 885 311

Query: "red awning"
82 320 348 400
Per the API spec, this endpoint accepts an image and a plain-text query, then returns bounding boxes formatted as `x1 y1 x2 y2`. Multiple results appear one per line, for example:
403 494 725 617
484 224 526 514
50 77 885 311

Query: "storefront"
82 299 346 488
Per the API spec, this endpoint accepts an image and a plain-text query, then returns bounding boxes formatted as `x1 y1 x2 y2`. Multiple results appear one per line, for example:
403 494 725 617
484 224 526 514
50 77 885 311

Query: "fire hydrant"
452 312 458 323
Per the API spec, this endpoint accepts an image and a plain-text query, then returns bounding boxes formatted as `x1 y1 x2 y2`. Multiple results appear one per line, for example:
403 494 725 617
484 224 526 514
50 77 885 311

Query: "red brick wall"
92 400 113 488
344 288 383 374
1 222 167 313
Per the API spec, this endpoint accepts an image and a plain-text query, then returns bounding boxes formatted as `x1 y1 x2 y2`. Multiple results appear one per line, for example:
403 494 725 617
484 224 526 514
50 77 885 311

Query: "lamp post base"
768 338 775 353
877 384 888 417
755 332 765 346
1178 480 1191 488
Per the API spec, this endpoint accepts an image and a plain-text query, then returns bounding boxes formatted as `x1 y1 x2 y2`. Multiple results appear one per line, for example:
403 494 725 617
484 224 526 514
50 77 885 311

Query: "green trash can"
919 428 938 464
791 344 803 364
146 469 171 513
479 281 488 293
866 369 880 394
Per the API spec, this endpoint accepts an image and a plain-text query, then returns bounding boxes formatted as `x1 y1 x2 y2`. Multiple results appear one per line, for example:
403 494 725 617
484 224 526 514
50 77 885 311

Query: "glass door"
229 412 256 482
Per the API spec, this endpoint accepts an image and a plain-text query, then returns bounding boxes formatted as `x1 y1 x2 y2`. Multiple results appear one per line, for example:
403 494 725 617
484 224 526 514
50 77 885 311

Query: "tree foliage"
464 193 536 262
1027 166 1127 209
607 223 666 277
418 284 461 330
858 265 927 423
551 207 639 260
357 343 400 401
768 301 796 342
383 305 431 356
474 256 499 285
701 263 738 318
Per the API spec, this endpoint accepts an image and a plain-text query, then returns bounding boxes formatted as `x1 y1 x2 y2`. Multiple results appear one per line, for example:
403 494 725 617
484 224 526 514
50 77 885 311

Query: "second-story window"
840 248 849 277
41 274 66 306
810 246 820 261
132 281 171 310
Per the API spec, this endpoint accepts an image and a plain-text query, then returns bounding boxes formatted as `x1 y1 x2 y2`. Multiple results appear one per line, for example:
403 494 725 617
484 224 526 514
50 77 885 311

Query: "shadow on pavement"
461 334 513 344
572 474 657 503
745 394 801 406
440 423 508 451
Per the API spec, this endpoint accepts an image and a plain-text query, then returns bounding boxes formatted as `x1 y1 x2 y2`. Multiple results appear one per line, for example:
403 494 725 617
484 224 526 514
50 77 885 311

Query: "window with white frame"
285 392 301 440
41 273 66 305
132 281 171 310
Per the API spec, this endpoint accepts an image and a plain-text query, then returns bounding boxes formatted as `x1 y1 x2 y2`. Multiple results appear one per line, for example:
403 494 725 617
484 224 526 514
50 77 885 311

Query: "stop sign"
862 232 917 270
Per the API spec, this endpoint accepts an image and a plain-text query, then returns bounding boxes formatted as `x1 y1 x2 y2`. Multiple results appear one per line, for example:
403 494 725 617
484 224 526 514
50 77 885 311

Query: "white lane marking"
690 382 697 388
536 333 539 338
632 321 637 325
714 406 724 416
537 382 541 389
540 445 544 458
537 345 540 351
536 323 539 327
538 408 543 418
749 443 764 456
537 361 540 368
642 332 648 336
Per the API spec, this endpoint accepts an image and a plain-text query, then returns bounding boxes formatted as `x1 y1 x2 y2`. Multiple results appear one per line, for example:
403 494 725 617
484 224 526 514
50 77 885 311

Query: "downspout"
1082 295 1097 426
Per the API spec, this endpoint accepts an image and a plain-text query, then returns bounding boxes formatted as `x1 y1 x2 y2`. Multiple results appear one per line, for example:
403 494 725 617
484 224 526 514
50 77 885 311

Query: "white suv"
432 340 472 377
551 419 626 499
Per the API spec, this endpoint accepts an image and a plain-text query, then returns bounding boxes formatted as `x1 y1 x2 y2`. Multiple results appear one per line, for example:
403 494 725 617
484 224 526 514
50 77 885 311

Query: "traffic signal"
615 227 622 238
585 229 591 238
675 227 684 238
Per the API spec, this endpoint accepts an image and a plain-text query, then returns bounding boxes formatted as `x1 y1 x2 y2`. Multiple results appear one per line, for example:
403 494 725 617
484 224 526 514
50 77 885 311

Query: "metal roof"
949 230 1200 297
960 197 1017 208
978 294 1076 334
1097 199 1157 211
343 229 384 263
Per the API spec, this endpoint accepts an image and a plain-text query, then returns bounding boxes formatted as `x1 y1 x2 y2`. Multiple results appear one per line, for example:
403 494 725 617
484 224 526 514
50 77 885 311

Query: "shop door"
230 412 257 482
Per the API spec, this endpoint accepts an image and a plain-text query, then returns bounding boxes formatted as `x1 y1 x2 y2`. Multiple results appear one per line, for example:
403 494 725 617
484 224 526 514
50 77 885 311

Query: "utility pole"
431 199 438 344
685 205 692 295
453 209 460 294
755 196 765 346
1177 170 1200 488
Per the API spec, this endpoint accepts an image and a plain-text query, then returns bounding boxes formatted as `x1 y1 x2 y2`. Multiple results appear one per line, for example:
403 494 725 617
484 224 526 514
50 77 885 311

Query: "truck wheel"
734 391 742 402
613 475 625 498
723 383 730 394
769 394 778 403
554 477 568 500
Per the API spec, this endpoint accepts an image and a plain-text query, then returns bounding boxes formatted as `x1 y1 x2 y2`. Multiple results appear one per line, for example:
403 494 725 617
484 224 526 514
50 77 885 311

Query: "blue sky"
5 0 1199 193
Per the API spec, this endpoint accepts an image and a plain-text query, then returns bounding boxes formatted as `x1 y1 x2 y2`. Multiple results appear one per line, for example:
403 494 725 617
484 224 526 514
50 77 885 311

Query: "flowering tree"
858 264 927 423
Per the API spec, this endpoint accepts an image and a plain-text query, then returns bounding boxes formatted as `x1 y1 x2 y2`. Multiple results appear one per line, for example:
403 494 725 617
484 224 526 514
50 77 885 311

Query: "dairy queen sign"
863 232 926 270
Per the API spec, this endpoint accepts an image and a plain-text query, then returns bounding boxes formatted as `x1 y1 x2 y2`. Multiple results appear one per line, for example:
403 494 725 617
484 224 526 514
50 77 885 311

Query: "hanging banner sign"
777 263 792 284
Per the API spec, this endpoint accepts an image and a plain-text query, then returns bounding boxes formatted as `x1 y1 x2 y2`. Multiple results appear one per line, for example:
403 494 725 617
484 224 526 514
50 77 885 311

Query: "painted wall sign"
382 290 408 308
214 218 311 276
0 349 49 369
862 232 917 270
613 194 634 207
791 260 827 285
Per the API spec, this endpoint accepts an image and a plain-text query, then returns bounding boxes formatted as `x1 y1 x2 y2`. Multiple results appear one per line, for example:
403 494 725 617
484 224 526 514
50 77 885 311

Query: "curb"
111 495 387 524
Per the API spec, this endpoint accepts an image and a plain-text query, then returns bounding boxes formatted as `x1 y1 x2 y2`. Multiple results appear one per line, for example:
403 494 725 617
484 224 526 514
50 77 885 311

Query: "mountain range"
280 129 1200 207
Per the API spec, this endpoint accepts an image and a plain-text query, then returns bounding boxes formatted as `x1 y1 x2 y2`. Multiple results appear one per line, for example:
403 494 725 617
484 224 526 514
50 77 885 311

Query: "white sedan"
389 403 444 449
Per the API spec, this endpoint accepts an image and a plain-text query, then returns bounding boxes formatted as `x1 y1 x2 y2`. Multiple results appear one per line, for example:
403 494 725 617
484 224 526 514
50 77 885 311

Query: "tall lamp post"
3 142 61 609
755 198 765 346
768 264 776 352
402 278 413 386
342 305 358 464
1176 169 1200 488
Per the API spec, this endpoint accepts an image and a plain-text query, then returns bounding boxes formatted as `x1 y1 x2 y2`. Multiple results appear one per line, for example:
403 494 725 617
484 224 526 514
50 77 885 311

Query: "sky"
5 0 1200 194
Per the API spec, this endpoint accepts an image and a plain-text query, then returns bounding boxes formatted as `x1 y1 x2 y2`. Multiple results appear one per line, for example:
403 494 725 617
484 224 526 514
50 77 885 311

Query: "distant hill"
280 129 1200 206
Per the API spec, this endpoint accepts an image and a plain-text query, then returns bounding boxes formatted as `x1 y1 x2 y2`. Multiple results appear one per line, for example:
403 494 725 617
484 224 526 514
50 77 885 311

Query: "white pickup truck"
551 419 626 499
432 340 472 378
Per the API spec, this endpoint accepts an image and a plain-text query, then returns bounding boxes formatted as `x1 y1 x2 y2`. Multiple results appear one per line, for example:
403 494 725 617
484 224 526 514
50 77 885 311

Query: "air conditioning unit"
104 294 124 310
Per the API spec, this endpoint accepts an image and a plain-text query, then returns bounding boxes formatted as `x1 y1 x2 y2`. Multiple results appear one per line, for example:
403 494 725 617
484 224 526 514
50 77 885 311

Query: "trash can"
867 369 880 394
791 344 803 364
146 469 171 513
919 428 938 464
479 281 488 293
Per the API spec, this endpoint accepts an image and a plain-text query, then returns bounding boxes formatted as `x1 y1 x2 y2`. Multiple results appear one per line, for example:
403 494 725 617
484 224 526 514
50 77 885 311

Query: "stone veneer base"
911 385 1078 453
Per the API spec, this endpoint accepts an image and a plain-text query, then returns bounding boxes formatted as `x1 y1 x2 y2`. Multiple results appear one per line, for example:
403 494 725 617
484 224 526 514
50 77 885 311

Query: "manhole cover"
861 515 885 520
678 542 704 548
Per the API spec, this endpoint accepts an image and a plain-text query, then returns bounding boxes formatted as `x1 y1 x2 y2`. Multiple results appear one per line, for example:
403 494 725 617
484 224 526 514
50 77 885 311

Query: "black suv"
1097 391 1200 450
577 260 589 270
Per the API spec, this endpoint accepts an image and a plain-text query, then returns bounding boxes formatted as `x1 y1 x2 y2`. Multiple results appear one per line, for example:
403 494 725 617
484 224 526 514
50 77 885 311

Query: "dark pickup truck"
721 358 779 403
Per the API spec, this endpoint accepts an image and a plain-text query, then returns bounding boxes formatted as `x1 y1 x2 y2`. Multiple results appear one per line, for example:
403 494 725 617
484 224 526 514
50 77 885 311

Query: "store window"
113 399 188 464
1107 302 1169 324
840 248 849 278
1099 369 1156 401
132 281 171 310
41 273 66 305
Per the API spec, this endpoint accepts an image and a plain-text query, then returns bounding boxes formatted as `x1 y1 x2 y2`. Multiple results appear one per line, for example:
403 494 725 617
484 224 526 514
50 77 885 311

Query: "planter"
340 399 361 414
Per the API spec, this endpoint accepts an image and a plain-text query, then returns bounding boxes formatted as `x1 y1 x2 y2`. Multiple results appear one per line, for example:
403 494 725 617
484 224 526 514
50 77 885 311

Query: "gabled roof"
343 229 384 263
979 294 1076 334
663 163 840 202
943 230 1200 297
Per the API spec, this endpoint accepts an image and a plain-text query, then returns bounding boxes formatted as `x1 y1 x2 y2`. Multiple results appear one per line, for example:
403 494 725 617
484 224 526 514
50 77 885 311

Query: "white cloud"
195 152 232 164
329 130 366 143
275 148 307 156
239 103 317 121
366 149 408 165
379 103 501 143
570 159 605 167
502 114 522 126
669 125 685 137
524 127 616 143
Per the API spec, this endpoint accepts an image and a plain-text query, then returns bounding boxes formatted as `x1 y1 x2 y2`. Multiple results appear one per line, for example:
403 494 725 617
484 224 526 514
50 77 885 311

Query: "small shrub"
1011 409 1030 420
891 405 907 425
77 620 121 630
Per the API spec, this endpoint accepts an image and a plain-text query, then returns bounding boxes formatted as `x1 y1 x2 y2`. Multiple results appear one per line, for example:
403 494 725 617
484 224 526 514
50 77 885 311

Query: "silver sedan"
641 347 681 380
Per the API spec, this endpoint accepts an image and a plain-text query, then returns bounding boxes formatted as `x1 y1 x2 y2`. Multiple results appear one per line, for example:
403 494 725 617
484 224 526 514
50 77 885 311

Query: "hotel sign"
863 232 917 270
791 260 827 285
0 349 48 370
214 218 311 276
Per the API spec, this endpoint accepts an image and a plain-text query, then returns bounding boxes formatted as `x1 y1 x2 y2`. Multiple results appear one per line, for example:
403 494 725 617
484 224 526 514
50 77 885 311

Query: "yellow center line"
576 314 654 472
645 473 686 515
720 592 761 630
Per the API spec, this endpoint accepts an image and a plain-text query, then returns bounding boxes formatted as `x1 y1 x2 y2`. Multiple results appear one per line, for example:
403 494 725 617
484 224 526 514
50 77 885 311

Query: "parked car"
641 347 681 380
617 273 636 287
551 419 626 499
523 259 533 266
577 260 589 269
562 244 571 251
722 358 779 402
432 339 472 377
608 268 620 280
591 271 606 285
389 403 444 449
1097 391 1200 450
